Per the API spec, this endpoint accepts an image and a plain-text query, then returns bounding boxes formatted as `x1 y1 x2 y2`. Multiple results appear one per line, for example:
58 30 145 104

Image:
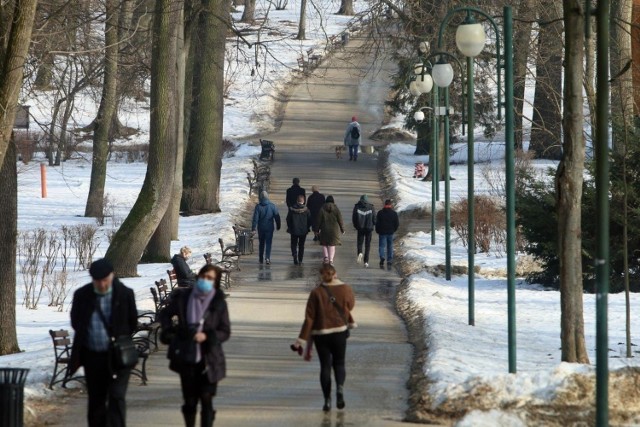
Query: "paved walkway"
57 37 411 426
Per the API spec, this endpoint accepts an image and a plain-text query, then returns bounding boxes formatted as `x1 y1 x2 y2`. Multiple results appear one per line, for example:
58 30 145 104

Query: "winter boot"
294 256 299 265
379 258 385 269
200 408 216 427
336 385 345 410
323 397 331 412
182 406 196 427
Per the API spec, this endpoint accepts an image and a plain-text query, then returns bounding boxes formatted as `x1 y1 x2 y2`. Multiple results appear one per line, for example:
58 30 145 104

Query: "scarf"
187 286 216 363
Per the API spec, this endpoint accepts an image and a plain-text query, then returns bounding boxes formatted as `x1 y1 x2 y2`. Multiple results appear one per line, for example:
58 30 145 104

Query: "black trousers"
290 234 307 261
314 331 348 399
82 349 131 427
179 361 218 427
356 230 373 263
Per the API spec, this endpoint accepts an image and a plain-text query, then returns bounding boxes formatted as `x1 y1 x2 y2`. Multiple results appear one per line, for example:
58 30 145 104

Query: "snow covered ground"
386 141 640 424
1 143 259 396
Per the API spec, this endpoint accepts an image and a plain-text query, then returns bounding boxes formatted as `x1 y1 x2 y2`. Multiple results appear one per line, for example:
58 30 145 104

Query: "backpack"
350 125 360 140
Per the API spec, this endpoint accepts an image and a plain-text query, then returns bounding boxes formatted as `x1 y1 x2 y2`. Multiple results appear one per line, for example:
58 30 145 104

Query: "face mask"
93 285 113 296
196 278 214 293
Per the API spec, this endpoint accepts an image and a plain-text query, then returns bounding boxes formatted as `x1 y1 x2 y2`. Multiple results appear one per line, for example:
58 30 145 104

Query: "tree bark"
0 140 19 355
557 0 589 364
414 121 430 155
105 0 179 276
513 0 536 149
530 1 563 159
610 0 634 156
0 0 39 171
240 0 255 22
337 0 354 15
296 0 307 40
182 0 227 214
85 0 120 217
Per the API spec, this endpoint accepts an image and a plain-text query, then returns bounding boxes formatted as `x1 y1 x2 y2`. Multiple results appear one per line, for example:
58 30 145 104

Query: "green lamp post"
437 5 516 373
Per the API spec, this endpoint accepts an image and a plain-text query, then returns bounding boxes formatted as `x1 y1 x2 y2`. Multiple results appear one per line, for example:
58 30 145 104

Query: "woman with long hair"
292 264 356 412
160 264 231 427
314 195 345 265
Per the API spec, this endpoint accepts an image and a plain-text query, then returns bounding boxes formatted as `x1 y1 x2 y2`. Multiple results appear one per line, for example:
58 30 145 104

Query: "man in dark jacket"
69 259 138 427
375 199 400 269
352 194 376 268
171 246 196 287
252 191 281 265
306 186 325 241
286 177 306 208
286 195 312 265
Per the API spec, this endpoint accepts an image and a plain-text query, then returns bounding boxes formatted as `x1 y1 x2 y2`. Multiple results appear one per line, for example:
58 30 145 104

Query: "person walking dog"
287 194 312 265
252 191 281 265
352 195 376 268
306 186 325 242
292 264 356 412
375 199 400 269
314 195 345 265
286 177 306 208
160 264 231 427
343 116 362 161
69 259 138 427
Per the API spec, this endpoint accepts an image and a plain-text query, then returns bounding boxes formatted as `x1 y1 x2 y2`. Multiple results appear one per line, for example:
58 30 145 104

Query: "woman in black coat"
160 265 231 427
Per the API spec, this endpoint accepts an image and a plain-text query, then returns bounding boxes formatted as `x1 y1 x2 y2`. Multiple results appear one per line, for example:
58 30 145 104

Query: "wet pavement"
56 36 412 426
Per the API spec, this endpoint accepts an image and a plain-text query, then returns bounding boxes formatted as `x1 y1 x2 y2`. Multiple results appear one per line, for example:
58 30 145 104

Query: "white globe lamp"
409 80 422 96
455 18 486 57
413 111 425 122
413 62 425 75
415 74 433 94
432 60 454 88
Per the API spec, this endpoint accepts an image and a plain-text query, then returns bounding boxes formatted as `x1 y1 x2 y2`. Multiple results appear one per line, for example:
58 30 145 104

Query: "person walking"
160 264 231 427
292 264 356 412
172 246 197 287
286 194 312 265
69 259 138 427
375 199 400 269
252 191 281 265
314 195 344 265
306 186 325 242
286 177 306 208
343 116 362 161
351 195 376 268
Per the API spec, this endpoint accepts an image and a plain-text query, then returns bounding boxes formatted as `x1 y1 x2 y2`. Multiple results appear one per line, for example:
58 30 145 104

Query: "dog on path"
335 145 346 159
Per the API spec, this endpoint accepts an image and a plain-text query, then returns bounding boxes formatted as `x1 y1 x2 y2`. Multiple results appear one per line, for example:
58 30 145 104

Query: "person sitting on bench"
171 246 197 288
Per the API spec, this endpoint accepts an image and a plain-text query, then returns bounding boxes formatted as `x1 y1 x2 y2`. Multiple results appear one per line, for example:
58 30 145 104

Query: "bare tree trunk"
337 0 354 15
530 1 563 159
557 0 589 364
584 19 596 140
414 121 430 155
610 0 634 156
296 0 307 40
105 0 179 276
513 0 535 149
182 0 227 214
85 0 120 217
0 0 39 170
240 0 255 22
0 140 19 355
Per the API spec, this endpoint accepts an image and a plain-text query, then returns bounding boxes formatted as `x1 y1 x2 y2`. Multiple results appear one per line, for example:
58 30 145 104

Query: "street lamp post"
437 6 516 373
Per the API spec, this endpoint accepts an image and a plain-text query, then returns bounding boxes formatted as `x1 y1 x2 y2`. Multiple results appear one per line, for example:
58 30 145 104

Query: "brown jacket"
297 280 356 345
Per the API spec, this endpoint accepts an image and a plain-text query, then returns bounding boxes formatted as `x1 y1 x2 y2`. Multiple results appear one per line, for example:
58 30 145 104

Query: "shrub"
451 195 506 255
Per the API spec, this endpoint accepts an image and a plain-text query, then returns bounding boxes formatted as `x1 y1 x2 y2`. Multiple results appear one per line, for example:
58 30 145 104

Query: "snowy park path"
56 36 414 426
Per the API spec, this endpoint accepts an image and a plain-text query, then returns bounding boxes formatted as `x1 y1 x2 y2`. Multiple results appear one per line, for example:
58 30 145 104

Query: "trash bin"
341 32 349 45
236 229 254 255
0 368 29 427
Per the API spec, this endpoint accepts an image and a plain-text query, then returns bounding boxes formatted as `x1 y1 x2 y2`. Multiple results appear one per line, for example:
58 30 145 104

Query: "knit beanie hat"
360 194 368 203
89 259 114 280
326 195 335 204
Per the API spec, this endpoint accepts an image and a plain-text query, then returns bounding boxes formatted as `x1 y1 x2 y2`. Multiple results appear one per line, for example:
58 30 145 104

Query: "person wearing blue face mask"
160 264 231 427
69 258 138 427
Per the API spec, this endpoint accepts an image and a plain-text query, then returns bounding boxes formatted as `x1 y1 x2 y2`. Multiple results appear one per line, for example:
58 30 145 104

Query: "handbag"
167 307 212 372
95 301 138 370
321 285 351 339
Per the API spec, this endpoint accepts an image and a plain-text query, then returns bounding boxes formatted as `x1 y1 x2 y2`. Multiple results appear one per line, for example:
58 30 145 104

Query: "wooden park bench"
155 279 171 303
307 48 322 67
203 253 233 289
259 139 275 161
166 269 177 289
297 55 309 73
49 329 84 389
219 238 241 271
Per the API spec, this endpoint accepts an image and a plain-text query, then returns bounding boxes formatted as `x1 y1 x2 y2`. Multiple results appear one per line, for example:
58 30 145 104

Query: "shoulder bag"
321 285 351 339
167 307 212 372
95 300 138 370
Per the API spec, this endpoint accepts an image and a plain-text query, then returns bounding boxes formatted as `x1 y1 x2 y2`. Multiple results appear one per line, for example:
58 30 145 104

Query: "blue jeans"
349 144 359 159
258 230 274 261
378 234 394 262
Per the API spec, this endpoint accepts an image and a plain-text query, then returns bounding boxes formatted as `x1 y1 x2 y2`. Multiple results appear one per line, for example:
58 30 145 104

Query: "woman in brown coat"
292 265 356 412
314 195 345 265
160 265 231 427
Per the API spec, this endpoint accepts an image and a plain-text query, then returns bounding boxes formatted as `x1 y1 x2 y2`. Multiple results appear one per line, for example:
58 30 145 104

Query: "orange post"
40 163 47 198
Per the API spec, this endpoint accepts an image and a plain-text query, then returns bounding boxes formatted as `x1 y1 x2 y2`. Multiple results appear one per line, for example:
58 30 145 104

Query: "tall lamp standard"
437 6 516 373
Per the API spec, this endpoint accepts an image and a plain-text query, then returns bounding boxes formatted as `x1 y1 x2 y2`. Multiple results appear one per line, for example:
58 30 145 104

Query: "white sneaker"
364 262 369 268
357 253 363 264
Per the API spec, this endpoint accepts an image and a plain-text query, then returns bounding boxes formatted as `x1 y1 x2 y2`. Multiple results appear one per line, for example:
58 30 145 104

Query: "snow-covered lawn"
1 143 259 396
386 141 640 424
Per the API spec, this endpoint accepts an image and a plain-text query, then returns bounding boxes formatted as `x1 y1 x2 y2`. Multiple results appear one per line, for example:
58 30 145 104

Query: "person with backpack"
251 191 281 265
351 195 376 268
306 186 325 242
375 199 400 269
286 194 312 265
343 116 362 161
